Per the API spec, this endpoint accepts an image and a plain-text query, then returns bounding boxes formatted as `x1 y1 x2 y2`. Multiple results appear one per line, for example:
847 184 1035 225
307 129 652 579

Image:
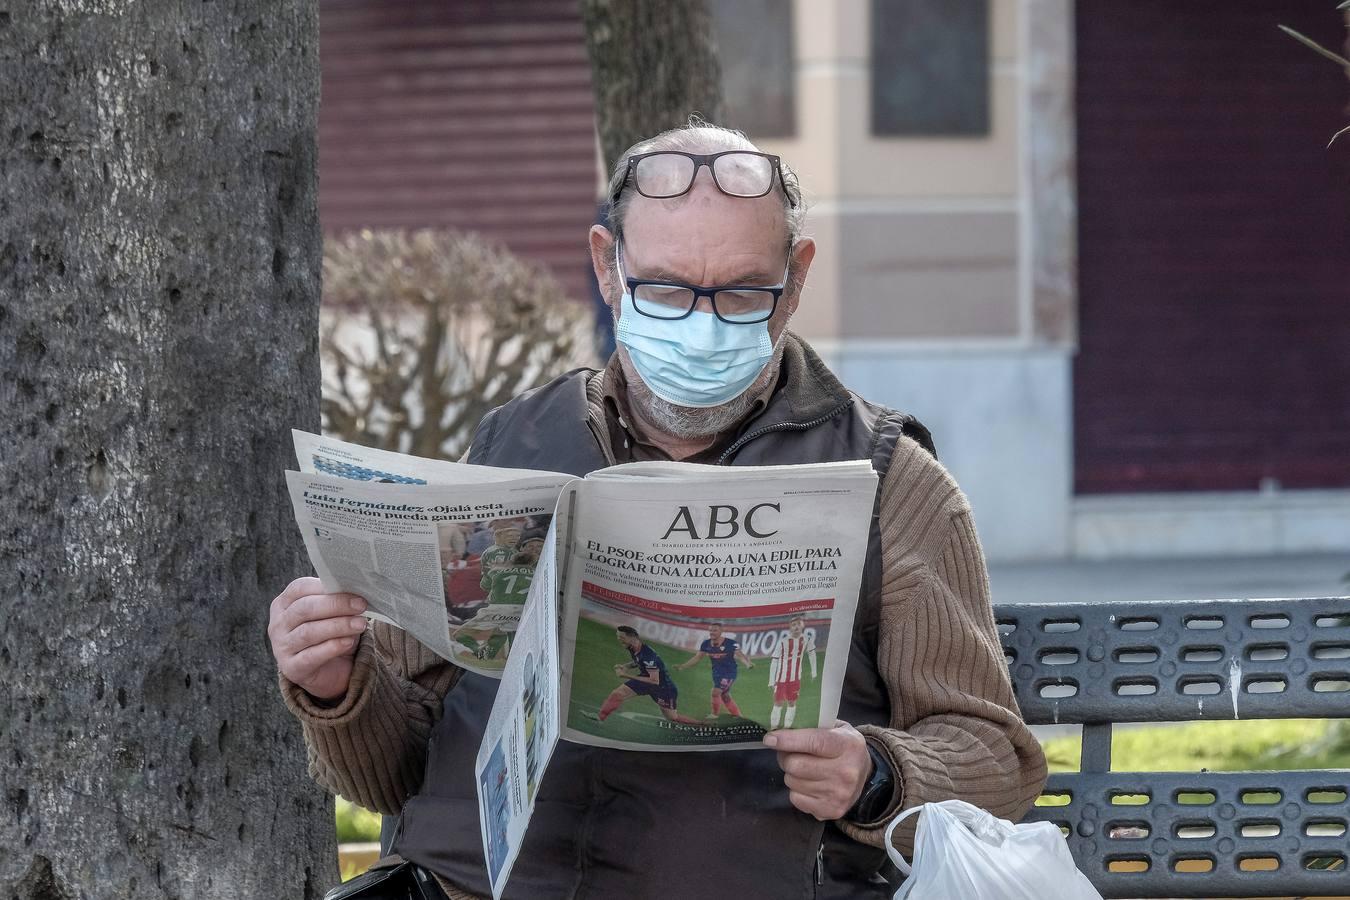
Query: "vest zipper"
815 840 825 885
715 399 853 465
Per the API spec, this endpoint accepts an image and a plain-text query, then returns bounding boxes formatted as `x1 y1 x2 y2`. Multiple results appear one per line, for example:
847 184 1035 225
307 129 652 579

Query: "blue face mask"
616 292 775 408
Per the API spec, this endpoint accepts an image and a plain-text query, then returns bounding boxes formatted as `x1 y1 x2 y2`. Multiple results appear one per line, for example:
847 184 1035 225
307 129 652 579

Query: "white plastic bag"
884 799 1103 900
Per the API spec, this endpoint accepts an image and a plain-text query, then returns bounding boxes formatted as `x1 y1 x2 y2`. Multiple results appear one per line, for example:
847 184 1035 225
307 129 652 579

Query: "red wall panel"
318 0 598 300
1074 2 1350 494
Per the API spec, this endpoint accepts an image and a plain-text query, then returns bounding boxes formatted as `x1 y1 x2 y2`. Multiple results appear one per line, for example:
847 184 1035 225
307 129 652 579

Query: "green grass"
1041 719 1350 774
335 797 382 843
565 615 823 747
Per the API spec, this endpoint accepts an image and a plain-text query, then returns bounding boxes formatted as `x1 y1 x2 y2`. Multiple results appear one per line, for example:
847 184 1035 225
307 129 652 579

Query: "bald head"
604 121 805 252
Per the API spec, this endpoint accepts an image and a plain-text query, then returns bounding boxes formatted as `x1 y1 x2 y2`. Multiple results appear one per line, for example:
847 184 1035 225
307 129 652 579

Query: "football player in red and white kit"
768 615 818 728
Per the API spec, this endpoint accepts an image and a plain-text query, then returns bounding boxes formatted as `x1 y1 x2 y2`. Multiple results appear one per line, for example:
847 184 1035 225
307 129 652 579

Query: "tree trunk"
0 2 332 897
580 0 726 172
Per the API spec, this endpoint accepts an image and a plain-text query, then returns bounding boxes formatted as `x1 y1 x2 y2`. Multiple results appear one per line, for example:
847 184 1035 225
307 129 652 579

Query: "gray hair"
603 118 806 259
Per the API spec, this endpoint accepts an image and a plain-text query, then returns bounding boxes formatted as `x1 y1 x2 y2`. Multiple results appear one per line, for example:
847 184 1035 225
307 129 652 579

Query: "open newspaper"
284 432 877 898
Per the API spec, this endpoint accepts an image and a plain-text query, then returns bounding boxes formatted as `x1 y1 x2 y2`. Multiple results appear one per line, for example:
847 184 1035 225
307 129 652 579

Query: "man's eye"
635 285 692 307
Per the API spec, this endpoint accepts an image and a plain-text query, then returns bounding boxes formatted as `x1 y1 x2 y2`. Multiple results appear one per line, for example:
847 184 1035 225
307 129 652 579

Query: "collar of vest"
468 333 865 472
762 330 853 424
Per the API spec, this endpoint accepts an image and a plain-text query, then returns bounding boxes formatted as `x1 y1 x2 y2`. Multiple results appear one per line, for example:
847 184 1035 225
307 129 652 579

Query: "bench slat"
994 597 1350 725
1024 769 1350 898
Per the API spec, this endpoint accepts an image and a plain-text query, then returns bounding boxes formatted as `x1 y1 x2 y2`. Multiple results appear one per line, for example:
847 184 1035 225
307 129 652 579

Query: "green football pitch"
566 615 823 747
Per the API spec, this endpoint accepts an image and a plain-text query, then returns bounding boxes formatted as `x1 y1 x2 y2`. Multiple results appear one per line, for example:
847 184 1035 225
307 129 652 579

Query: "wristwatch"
846 743 896 823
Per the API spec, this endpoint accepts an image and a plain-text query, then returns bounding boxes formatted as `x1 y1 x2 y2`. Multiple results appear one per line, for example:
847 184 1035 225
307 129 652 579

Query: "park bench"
999 595 1350 899
377 595 1350 898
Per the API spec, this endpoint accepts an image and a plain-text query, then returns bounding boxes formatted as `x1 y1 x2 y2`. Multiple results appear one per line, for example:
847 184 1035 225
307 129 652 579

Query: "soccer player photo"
565 582 832 747
439 515 551 672
769 615 818 728
590 625 704 728
676 622 755 720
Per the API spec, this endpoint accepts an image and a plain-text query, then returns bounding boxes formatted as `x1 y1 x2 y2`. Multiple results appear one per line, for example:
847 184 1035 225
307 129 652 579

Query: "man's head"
708 622 724 641
515 536 545 566
589 121 816 441
616 624 642 651
789 615 805 637
492 522 523 548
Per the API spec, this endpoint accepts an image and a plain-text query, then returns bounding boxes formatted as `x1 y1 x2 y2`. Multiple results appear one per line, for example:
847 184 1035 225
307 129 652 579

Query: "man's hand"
269 576 368 702
764 721 871 821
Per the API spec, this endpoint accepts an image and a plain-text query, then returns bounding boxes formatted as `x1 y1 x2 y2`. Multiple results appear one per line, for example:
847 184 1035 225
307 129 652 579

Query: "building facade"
319 0 1350 562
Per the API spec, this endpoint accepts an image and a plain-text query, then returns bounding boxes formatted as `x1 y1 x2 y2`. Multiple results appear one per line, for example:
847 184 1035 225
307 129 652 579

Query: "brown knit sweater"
280 369 1047 899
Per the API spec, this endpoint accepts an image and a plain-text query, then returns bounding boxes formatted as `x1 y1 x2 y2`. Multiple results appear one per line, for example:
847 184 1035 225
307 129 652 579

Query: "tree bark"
0 2 331 897
580 0 726 172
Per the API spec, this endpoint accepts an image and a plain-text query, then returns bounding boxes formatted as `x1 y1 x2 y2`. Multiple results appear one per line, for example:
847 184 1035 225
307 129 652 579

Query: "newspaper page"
556 461 877 751
284 469 569 677
474 519 564 900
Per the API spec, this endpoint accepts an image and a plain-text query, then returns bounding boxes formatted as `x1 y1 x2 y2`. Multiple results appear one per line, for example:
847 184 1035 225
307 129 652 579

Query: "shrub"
321 228 599 460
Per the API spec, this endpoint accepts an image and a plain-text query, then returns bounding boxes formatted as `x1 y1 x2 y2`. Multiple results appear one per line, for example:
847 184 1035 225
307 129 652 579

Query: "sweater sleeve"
278 620 462 814
837 439 1048 854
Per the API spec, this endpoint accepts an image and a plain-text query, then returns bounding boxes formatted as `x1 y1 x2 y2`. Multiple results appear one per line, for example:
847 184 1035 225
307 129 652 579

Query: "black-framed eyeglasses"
611 150 797 208
616 241 788 324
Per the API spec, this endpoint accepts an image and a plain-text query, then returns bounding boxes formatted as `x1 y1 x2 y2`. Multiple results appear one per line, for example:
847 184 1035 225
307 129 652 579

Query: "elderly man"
269 123 1046 899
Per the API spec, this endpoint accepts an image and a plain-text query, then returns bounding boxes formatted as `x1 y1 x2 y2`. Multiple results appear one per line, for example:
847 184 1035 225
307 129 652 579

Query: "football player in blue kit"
597 625 702 726
677 621 754 719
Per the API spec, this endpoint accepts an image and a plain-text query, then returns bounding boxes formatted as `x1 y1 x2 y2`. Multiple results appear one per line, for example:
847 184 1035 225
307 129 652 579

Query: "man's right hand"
269 576 369 702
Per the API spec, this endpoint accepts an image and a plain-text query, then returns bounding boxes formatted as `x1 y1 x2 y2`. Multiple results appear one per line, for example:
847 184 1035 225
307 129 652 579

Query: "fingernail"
763 733 778 748
351 618 367 632
350 597 366 613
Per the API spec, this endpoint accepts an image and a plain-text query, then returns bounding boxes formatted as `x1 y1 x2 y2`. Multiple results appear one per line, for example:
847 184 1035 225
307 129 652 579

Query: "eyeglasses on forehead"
611 150 797 207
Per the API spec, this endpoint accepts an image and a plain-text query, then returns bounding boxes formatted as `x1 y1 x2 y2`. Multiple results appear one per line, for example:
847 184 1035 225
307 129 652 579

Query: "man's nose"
691 293 717 316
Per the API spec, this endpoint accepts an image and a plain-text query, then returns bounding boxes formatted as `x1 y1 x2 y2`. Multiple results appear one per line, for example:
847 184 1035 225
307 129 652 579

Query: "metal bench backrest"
996 595 1350 899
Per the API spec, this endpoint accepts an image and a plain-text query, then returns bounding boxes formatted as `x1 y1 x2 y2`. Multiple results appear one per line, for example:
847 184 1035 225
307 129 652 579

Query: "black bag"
323 859 443 900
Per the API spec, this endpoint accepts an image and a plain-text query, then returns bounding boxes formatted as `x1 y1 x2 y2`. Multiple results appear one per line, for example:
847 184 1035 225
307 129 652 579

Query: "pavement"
988 552 1350 607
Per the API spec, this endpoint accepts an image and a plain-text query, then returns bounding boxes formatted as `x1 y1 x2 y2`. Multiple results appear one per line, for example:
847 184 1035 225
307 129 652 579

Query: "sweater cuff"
278 631 390 726
843 728 906 829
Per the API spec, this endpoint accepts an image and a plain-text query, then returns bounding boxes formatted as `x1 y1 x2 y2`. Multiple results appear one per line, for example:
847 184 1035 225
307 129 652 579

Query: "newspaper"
287 431 570 677
474 521 562 891
556 460 876 751
474 461 877 897
282 433 877 899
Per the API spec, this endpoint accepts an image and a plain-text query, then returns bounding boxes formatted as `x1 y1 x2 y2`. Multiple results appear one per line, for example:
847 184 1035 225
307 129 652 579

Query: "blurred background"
314 0 1348 587
310 0 1350 872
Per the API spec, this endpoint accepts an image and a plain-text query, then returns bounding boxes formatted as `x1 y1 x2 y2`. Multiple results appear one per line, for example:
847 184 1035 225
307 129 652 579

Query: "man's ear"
589 225 618 310
782 237 817 319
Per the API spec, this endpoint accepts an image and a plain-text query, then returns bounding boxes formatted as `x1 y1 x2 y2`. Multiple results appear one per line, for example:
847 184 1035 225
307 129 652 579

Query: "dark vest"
394 365 933 900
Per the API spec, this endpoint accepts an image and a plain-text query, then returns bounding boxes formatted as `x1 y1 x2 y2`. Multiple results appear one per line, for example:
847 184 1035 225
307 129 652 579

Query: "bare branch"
320 229 599 459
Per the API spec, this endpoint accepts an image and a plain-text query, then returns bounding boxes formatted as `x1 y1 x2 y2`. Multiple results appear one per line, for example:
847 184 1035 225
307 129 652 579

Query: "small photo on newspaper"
565 583 831 746
440 514 553 673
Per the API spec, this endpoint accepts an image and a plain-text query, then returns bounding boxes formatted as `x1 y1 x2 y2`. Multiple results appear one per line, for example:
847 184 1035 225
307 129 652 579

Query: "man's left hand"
764 721 871 820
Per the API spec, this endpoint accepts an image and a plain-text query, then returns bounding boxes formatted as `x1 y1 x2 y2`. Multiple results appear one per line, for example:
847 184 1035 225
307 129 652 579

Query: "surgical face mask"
616 294 775 408
613 243 778 408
